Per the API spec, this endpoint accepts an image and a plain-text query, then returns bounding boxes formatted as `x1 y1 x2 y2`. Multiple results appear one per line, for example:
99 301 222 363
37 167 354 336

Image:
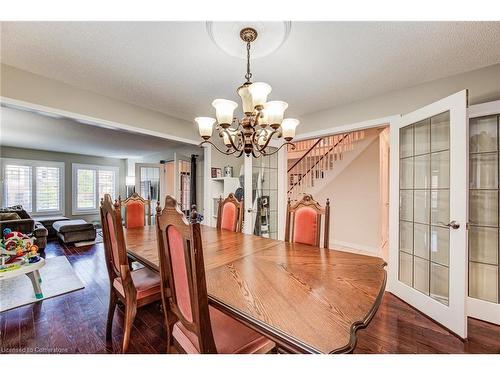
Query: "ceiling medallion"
195 26 298 158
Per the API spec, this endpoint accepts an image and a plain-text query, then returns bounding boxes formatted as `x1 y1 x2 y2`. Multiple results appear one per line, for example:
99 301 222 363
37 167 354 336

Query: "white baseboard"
330 240 381 257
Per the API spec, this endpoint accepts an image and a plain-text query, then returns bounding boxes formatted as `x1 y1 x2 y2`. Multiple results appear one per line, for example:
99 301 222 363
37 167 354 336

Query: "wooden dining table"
125 225 387 354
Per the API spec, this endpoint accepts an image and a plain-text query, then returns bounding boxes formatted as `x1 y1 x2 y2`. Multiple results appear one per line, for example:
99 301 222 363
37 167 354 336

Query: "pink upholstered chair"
216 193 243 232
155 195 275 354
285 193 331 248
121 192 151 228
100 194 162 353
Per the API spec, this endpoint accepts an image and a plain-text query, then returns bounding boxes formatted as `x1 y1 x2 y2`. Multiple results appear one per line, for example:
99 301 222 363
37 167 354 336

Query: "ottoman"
53 220 96 244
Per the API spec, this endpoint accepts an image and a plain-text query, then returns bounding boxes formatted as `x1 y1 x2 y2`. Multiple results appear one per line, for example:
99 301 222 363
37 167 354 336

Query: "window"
72 164 119 214
1 159 64 215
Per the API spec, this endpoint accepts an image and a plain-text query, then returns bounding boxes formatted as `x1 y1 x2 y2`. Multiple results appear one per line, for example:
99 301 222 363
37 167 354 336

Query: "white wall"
299 63 500 136
314 137 381 254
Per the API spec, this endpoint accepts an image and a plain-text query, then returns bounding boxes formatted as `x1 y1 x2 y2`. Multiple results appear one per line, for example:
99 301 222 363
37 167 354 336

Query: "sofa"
0 205 48 250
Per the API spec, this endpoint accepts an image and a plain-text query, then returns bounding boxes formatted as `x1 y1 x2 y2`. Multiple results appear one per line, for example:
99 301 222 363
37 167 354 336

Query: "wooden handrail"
287 137 323 173
287 134 349 195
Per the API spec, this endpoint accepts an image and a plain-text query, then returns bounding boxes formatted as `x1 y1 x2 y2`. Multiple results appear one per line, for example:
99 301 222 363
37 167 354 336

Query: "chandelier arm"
198 140 240 155
221 127 242 151
258 141 295 157
255 129 280 153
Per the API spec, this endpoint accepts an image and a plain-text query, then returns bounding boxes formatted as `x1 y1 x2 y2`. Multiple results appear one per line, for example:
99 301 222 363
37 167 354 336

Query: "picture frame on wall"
211 167 222 178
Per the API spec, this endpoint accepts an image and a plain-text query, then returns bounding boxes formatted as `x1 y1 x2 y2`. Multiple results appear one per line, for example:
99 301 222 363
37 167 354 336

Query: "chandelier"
195 27 298 158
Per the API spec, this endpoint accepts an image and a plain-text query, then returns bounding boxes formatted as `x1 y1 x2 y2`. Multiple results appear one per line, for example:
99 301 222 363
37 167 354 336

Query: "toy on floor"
0 228 40 269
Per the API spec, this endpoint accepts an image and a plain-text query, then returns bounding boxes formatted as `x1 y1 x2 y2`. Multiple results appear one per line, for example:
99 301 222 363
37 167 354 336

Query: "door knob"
446 220 460 229
247 209 254 213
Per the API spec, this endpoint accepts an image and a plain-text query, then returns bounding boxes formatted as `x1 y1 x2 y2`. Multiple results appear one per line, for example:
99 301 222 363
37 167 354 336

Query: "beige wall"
0 146 126 222
299 63 500 135
315 138 381 253
0 64 198 143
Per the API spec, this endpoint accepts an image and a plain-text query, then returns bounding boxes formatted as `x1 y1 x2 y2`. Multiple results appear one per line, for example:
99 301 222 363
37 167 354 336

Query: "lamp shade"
195 117 216 139
264 101 288 127
248 82 272 108
212 99 238 125
281 118 299 140
259 108 269 127
237 83 253 114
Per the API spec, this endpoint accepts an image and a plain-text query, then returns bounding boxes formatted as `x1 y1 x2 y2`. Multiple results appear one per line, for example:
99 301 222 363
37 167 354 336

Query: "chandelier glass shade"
195 27 298 158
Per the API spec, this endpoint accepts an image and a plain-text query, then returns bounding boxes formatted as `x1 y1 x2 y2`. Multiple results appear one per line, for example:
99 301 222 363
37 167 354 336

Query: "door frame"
467 99 500 325
388 90 468 338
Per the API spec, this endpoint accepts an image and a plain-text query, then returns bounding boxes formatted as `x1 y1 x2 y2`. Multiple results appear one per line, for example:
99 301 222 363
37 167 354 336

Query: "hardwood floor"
1 240 499 354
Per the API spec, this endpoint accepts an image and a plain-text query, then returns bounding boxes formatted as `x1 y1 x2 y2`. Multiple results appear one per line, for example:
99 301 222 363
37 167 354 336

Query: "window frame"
72 163 119 215
1 158 65 216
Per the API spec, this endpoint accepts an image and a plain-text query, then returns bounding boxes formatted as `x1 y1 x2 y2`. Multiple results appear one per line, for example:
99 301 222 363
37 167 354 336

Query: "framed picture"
211 167 222 178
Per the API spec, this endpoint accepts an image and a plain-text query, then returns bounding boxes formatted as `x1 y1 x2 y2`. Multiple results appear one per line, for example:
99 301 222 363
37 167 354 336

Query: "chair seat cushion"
173 306 275 354
113 267 161 300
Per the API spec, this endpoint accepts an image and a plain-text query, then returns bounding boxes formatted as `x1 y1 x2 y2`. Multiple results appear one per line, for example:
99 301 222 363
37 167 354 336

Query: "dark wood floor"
1 240 499 354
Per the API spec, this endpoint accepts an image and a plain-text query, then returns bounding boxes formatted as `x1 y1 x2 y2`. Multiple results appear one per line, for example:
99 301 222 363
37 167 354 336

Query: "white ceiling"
2 22 500 122
0 106 195 159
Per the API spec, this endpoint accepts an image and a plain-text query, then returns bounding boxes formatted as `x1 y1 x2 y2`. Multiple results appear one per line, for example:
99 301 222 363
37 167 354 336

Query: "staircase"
287 130 367 200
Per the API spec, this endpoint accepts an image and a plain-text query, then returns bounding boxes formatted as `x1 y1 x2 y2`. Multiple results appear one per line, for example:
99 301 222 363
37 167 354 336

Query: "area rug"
74 229 103 247
0 256 85 313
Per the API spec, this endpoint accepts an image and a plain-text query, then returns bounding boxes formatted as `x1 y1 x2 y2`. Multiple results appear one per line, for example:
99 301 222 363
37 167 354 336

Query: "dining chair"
100 194 162 353
156 195 275 354
121 192 151 228
216 193 243 232
285 193 331 248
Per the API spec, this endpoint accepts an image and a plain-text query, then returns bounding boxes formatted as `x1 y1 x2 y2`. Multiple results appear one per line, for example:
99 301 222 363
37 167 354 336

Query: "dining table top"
124 224 387 354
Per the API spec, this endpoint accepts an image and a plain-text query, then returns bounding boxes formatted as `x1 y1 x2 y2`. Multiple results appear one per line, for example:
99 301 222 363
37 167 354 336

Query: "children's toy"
0 228 40 269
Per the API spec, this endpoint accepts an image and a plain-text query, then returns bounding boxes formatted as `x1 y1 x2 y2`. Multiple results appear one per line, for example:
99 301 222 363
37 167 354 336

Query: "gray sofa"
0 205 48 250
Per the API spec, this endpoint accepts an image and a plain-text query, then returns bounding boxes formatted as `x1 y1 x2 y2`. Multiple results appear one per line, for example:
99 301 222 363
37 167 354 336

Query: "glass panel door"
135 163 165 221
467 105 500 325
250 148 279 239
390 90 467 338
398 112 451 305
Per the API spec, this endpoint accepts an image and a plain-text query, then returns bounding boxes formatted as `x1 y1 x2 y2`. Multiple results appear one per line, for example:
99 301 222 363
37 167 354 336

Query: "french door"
243 142 287 240
467 99 500 325
389 90 468 338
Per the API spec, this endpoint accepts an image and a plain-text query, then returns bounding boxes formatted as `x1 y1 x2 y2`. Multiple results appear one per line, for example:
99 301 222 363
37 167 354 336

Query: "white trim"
1 157 65 216
331 240 380 256
468 99 500 118
467 297 500 325
294 115 400 141
1 96 199 146
71 163 119 215
203 144 211 224
277 140 286 241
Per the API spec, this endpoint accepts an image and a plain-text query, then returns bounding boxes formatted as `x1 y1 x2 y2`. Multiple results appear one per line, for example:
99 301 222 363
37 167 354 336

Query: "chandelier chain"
245 41 252 82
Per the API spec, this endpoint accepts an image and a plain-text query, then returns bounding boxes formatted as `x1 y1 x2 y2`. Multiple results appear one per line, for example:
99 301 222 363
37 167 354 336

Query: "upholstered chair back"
285 193 331 248
121 192 151 228
156 195 217 353
216 193 243 232
100 194 135 295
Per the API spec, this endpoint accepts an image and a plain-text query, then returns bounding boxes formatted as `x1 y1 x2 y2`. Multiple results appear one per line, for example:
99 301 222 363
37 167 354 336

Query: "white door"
467 99 500 325
389 90 468 338
243 141 287 240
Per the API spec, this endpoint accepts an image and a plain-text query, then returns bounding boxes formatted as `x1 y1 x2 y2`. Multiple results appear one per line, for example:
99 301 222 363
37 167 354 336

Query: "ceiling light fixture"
195 27 298 158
